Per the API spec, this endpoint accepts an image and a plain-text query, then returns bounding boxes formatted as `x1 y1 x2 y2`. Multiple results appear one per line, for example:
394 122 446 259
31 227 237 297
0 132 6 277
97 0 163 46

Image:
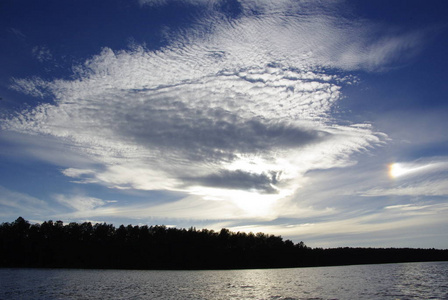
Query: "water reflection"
1 262 447 299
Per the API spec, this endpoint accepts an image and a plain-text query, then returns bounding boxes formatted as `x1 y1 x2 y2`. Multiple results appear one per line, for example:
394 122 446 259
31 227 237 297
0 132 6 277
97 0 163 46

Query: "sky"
1 0 448 248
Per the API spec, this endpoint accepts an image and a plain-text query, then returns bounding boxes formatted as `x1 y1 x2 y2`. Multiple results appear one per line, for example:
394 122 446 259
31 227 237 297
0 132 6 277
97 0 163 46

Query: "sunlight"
187 185 286 219
222 189 280 218
389 163 407 178
234 195 276 218
388 162 435 179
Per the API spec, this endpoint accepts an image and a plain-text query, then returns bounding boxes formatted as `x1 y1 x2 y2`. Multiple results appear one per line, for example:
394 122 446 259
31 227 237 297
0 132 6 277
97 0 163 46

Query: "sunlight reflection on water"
1 262 447 299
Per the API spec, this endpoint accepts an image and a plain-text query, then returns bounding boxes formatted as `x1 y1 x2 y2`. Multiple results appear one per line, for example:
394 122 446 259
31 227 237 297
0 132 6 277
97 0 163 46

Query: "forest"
1 217 447 270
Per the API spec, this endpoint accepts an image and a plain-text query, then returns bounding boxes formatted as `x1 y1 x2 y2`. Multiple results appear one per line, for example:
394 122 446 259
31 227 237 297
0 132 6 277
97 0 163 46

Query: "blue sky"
1 0 448 248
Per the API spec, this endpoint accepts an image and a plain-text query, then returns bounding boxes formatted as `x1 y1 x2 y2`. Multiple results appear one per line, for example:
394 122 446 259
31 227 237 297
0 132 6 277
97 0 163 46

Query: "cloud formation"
362 158 448 197
32 46 53 63
0 186 52 218
1 0 425 221
55 194 107 212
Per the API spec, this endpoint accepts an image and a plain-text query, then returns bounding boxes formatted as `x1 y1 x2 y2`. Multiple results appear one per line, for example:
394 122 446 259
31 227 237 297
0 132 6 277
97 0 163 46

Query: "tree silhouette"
1 217 447 270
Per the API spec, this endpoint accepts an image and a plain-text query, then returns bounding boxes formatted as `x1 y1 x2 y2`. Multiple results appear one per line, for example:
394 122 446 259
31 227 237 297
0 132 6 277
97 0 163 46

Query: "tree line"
1 217 447 270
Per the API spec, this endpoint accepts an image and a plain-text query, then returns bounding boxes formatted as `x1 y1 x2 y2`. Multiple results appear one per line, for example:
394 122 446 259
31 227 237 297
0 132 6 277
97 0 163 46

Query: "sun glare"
235 196 276 217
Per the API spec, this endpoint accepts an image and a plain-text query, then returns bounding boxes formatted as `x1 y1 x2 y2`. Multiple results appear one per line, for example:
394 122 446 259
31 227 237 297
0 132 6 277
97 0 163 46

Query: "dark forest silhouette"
1 217 447 270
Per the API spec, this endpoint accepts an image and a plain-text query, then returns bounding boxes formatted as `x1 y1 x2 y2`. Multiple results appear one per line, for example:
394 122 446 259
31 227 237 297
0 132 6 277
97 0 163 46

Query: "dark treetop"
1 217 447 270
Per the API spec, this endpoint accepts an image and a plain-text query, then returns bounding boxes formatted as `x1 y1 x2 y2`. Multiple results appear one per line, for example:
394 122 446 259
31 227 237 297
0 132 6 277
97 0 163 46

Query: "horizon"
1 0 448 249
4 216 448 251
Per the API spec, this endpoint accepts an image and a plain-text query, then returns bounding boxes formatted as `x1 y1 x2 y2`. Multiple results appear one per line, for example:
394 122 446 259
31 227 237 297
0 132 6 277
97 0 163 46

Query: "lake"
1 261 447 299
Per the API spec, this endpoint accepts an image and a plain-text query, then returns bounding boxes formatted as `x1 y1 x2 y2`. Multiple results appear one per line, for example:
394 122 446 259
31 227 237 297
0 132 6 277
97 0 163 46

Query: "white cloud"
231 201 448 247
54 194 107 212
62 168 95 178
4 44 382 202
0 186 53 218
362 179 448 197
360 158 448 197
1 0 427 222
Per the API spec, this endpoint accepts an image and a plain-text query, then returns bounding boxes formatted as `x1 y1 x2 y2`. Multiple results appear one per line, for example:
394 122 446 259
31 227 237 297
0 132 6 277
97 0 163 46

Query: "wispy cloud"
352 157 448 197
0 186 53 218
32 46 53 63
54 194 107 212
229 200 448 247
8 28 26 40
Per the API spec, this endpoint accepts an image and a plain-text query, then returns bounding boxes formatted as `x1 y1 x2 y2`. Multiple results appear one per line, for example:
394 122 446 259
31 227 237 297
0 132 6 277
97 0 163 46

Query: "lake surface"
1 261 447 299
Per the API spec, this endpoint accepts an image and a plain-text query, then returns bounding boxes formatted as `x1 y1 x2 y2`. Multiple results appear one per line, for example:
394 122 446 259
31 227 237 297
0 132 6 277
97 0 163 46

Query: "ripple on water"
0 262 447 300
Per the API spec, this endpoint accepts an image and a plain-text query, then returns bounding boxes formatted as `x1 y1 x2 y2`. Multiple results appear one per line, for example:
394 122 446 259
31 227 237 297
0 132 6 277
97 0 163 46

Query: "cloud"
62 168 95 178
388 160 448 179
8 28 26 40
54 194 107 212
230 200 448 247
185 169 281 194
0 186 53 218
360 158 448 197
1 0 427 221
0 132 93 168
362 178 448 197
140 0 425 70
32 46 53 62
3 45 380 200
139 0 210 6
54 193 242 220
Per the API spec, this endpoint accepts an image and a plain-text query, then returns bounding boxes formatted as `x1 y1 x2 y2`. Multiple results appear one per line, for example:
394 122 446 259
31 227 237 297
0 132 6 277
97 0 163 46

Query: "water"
1 262 447 299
